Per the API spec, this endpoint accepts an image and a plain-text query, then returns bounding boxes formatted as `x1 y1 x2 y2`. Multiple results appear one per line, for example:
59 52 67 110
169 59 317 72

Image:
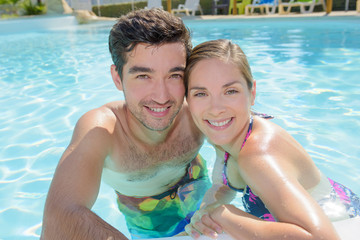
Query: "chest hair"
119 134 200 174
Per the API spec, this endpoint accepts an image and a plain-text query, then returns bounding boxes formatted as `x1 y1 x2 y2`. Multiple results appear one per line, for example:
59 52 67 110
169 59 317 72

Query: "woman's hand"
185 206 223 239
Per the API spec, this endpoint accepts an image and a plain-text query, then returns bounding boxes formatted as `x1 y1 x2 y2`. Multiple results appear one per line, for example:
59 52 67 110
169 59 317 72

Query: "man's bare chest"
109 134 200 175
102 136 201 196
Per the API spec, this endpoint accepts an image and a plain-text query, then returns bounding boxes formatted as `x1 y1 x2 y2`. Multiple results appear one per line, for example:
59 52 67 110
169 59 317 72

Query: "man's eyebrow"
128 66 185 74
128 66 153 74
169 66 185 73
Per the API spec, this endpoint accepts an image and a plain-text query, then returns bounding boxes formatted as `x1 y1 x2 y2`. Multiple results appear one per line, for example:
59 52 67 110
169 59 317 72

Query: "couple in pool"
41 9 359 240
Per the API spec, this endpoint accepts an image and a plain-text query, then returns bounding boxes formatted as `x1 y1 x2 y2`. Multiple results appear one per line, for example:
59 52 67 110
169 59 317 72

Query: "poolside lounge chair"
145 0 163 9
171 0 203 16
212 0 230 15
278 0 325 14
245 0 278 15
229 0 252 14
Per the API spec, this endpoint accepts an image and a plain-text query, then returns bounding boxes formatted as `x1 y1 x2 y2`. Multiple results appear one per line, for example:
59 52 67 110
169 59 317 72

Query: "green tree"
22 0 46 15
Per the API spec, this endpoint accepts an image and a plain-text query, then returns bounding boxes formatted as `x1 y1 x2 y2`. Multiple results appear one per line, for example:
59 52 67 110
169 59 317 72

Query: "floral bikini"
222 115 360 221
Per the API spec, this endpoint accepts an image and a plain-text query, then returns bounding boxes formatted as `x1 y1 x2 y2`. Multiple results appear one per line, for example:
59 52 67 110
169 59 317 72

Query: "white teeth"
208 119 231 127
149 107 167 112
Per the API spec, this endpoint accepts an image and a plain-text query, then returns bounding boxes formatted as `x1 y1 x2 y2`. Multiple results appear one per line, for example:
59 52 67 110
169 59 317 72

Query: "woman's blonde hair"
185 39 254 96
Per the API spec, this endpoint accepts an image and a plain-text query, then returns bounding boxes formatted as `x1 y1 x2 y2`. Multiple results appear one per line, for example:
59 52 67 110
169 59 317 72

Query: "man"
41 9 210 240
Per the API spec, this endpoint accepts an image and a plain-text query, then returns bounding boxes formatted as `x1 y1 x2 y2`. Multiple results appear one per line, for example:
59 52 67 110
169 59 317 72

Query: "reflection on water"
0 16 359 239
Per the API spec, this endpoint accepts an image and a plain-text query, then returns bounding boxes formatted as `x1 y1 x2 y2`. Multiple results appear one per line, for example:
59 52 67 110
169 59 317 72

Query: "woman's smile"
206 117 233 129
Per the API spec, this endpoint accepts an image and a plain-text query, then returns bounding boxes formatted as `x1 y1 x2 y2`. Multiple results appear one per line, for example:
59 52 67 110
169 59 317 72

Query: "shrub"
22 0 46 15
92 0 213 17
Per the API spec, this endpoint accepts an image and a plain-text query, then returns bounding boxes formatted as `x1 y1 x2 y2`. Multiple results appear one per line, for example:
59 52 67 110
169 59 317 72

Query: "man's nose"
152 80 170 104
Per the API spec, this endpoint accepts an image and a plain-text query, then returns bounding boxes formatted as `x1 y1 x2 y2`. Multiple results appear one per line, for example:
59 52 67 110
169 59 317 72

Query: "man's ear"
111 64 123 91
251 80 256 106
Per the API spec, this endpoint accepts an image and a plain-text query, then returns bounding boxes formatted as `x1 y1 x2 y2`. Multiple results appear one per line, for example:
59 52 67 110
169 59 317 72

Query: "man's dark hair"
109 9 192 78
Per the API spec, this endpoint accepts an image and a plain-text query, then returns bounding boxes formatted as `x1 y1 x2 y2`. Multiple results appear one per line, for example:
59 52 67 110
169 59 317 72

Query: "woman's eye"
194 92 206 97
226 89 238 95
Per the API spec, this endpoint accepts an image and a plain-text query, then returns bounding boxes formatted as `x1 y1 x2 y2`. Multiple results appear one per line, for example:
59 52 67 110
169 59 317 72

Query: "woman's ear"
251 80 256 106
111 64 123 91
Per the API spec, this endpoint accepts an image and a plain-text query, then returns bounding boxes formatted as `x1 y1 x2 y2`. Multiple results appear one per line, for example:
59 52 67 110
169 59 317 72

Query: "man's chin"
140 109 180 131
144 124 171 132
142 120 173 132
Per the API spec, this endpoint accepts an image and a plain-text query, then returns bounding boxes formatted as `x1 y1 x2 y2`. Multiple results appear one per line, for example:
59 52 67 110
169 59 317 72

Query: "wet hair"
109 9 192 78
184 39 254 96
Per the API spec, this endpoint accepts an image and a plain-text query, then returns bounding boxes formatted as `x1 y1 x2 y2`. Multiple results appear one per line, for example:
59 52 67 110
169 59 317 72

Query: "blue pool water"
0 15 359 239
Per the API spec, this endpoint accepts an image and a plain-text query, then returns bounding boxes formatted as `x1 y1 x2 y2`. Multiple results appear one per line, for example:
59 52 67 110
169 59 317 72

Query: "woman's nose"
208 96 226 116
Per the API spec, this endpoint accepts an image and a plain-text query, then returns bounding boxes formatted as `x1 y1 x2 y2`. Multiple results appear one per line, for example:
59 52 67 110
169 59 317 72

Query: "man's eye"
137 75 149 79
170 74 183 79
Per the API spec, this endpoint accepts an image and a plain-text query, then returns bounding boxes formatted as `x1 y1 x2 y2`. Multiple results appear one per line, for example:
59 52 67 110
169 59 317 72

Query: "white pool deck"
0 10 358 34
0 10 359 32
194 9 359 19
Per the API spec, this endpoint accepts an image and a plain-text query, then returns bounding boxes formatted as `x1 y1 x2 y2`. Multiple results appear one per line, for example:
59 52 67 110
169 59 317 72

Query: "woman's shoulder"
247 115 315 173
251 116 290 147
247 116 310 164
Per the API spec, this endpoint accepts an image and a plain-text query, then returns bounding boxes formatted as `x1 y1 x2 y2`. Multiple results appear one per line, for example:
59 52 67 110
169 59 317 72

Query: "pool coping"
78 10 360 22
0 10 358 34
0 10 358 24
76 10 360 23
183 10 359 20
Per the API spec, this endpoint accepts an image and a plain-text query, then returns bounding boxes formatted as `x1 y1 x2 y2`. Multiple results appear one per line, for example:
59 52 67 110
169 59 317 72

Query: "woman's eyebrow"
189 86 206 91
223 80 240 88
189 80 242 92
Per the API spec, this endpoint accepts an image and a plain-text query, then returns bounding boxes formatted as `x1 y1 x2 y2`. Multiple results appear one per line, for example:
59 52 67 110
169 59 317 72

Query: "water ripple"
1 17 359 239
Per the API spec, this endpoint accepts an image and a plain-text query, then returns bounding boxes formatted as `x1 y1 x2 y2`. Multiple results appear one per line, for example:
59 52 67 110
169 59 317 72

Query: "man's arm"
41 109 128 240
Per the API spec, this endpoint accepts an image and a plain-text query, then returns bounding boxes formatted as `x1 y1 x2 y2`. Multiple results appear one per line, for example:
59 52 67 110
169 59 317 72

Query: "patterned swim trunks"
116 154 211 239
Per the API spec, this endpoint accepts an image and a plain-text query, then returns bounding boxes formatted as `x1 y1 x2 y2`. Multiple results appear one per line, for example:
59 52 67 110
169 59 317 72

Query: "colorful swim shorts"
116 154 211 239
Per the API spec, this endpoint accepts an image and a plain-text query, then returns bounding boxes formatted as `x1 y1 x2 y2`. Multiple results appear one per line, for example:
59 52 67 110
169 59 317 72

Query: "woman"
184 39 360 239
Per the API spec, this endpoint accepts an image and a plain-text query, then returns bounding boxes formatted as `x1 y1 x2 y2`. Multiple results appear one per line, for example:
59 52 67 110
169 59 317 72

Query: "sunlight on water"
0 16 359 239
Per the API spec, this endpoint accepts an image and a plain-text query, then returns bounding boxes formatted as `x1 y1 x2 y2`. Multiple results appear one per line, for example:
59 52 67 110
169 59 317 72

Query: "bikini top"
222 115 253 192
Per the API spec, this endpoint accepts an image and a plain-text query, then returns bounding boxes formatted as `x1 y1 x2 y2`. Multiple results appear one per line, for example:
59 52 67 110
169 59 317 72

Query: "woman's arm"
206 170 341 240
202 118 340 240
210 124 340 240
201 148 237 208
209 204 315 240
186 148 236 238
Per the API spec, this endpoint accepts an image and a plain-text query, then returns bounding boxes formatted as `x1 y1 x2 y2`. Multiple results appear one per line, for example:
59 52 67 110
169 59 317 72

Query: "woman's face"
187 58 256 146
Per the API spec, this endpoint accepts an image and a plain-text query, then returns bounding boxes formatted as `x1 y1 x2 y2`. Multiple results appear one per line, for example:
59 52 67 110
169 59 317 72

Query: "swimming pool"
0 15 359 239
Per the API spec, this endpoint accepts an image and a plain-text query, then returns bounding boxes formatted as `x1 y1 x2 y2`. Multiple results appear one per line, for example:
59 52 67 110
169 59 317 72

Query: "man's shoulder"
77 101 125 130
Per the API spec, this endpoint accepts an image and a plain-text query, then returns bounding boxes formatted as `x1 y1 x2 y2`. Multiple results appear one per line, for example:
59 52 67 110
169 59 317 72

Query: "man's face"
120 42 186 131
